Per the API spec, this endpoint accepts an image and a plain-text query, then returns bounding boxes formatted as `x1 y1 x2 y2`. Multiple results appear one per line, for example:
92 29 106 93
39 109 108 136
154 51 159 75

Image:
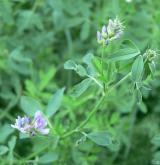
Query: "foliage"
0 0 160 165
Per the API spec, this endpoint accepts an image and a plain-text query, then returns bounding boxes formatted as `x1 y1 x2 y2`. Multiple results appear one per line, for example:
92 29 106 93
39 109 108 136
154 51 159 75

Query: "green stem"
101 45 104 76
77 96 105 130
61 129 78 139
101 44 106 92
32 0 39 12
108 72 131 94
26 146 49 159
61 72 131 139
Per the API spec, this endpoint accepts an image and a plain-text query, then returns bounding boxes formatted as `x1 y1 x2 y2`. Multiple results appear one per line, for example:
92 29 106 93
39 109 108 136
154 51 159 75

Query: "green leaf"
83 53 94 66
149 61 156 76
0 124 14 143
8 136 16 151
66 17 84 28
76 65 87 77
8 48 32 75
25 80 37 97
64 60 77 70
32 136 59 153
19 133 30 139
0 145 9 155
80 22 90 41
38 152 58 164
70 78 92 98
152 151 160 164
138 101 147 113
20 96 42 116
17 10 43 32
131 55 144 82
108 48 140 62
86 131 112 147
83 53 96 76
136 88 142 103
92 56 102 74
110 112 120 125
0 0 14 25
46 87 65 117
39 68 56 91
151 134 160 147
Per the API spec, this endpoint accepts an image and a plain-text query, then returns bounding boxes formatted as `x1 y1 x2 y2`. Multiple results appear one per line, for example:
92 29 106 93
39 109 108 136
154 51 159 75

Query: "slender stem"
32 0 39 12
88 75 103 89
101 44 106 92
77 96 105 130
101 44 104 77
26 146 49 159
61 72 131 139
61 129 78 139
75 72 131 129
46 118 53 129
108 72 131 94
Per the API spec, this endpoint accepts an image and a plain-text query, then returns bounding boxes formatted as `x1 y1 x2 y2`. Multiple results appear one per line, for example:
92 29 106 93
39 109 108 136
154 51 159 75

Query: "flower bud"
144 49 157 62
97 17 124 46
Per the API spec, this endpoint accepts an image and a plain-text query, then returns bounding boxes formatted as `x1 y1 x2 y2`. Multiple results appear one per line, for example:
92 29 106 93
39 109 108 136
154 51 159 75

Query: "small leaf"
38 152 58 164
138 101 147 113
136 88 142 103
8 48 32 75
86 131 112 147
76 65 87 77
149 61 156 76
39 68 56 91
70 78 92 98
0 145 9 155
20 96 42 116
83 53 94 66
46 87 65 117
151 134 160 147
131 55 144 82
0 124 14 143
19 133 30 139
64 60 77 70
66 17 84 28
80 22 90 41
17 10 43 32
152 151 160 164
110 112 120 125
8 136 17 151
83 53 96 76
108 48 140 62
92 56 102 74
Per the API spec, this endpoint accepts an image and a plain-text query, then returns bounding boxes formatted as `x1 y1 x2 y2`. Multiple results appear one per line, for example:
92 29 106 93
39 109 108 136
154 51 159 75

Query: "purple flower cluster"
11 111 50 136
97 18 124 46
34 111 50 135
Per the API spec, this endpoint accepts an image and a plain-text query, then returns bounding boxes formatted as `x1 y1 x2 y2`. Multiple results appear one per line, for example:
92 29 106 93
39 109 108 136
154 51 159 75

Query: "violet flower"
107 18 124 40
97 17 124 46
34 111 50 135
11 111 50 136
11 116 32 133
97 31 103 43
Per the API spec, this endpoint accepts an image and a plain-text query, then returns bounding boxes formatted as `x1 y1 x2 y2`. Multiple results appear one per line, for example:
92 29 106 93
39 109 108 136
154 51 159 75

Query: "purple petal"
97 31 102 41
102 25 107 33
11 115 33 134
34 111 42 118
34 111 47 129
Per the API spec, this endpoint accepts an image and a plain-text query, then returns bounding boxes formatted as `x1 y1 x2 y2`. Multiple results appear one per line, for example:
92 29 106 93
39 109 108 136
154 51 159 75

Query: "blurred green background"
0 0 160 164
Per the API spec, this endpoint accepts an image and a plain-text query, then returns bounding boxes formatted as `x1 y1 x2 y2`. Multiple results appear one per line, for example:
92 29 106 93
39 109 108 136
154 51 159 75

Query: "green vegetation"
0 0 160 164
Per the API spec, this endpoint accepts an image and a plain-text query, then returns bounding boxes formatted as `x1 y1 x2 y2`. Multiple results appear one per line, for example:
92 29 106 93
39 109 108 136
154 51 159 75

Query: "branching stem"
61 72 131 139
